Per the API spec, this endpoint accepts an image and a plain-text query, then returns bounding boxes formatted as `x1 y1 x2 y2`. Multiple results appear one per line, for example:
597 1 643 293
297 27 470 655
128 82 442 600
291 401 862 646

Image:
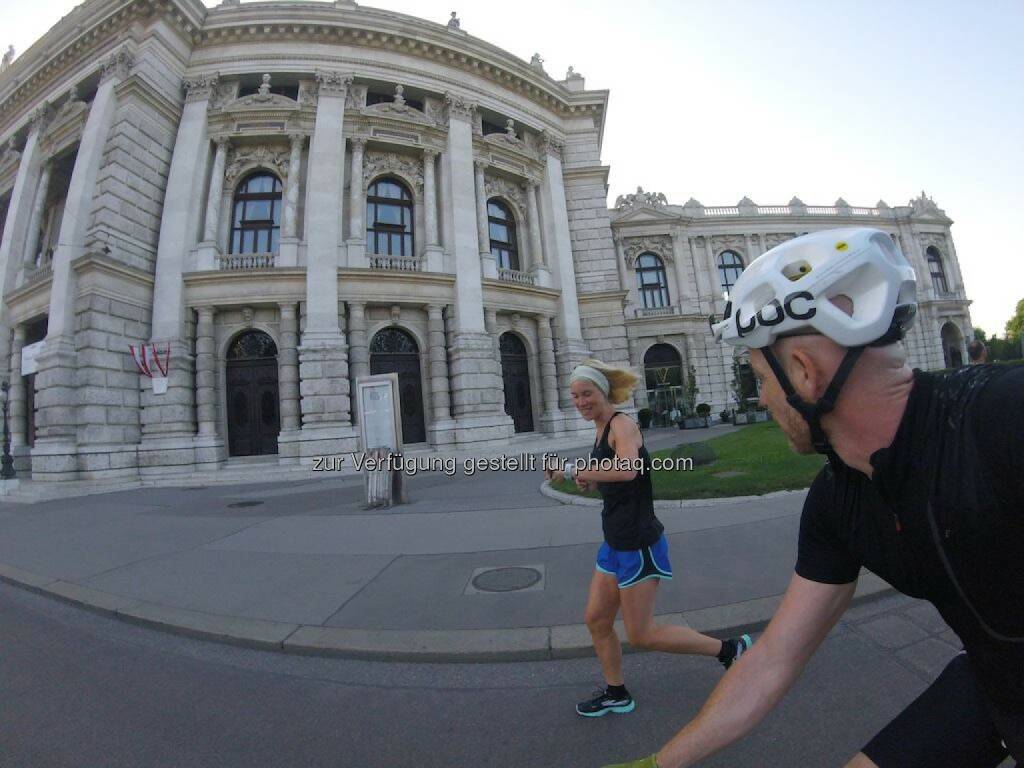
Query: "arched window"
367 177 414 257
488 199 519 270
230 172 282 255
926 246 949 294
636 253 670 308
717 250 745 295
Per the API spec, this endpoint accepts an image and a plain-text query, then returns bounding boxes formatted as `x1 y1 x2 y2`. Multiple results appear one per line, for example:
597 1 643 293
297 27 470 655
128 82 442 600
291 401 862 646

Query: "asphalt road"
1 581 961 768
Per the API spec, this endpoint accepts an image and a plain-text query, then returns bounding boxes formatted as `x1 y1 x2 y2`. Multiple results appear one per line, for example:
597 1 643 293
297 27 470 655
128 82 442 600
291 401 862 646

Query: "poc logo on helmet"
736 291 816 337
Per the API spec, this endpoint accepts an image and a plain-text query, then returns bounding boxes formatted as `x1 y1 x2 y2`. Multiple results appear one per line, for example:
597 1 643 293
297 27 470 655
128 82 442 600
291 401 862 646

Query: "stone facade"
0 2 973 481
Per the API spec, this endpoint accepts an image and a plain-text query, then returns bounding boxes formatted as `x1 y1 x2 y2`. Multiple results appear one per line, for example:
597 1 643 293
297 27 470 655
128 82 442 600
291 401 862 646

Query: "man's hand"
601 755 658 768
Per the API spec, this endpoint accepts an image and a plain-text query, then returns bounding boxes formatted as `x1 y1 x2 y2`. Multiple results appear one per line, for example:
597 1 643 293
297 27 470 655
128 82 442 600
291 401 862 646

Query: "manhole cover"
227 500 264 508
471 566 542 593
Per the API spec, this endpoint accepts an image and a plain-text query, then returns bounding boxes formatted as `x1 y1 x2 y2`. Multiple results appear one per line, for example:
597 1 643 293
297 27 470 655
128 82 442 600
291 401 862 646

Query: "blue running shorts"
596 536 673 589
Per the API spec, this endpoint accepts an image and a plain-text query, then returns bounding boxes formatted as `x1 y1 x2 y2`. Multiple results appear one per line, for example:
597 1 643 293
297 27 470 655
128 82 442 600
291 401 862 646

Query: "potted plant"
730 357 755 424
695 402 711 428
637 408 652 429
754 405 770 422
719 408 732 424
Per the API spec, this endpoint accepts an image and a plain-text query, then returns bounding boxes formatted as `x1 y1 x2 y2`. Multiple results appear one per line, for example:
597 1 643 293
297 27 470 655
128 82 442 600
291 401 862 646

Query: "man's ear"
785 346 821 401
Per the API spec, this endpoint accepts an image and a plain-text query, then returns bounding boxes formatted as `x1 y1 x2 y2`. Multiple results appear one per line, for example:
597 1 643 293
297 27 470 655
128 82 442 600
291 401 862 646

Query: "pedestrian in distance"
967 339 988 364
605 227 1024 768
544 358 751 720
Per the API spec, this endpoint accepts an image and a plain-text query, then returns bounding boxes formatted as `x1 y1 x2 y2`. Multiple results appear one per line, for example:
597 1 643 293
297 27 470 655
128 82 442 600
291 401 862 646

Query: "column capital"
444 92 477 122
196 305 216 320
278 302 297 318
28 103 52 133
183 73 219 103
422 148 439 161
427 303 444 319
288 133 306 148
474 159 487 175
539 129 564 158
315 70 353 97
100 47 134 83
350 136 367 151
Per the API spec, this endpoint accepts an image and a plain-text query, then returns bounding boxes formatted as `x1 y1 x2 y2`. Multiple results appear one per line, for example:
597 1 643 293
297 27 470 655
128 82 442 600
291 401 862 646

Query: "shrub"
670 440 717 467
696 403 711 418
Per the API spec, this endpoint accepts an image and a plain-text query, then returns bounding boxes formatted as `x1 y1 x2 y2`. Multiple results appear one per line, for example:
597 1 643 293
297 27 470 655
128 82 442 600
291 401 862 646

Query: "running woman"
545 358 751 718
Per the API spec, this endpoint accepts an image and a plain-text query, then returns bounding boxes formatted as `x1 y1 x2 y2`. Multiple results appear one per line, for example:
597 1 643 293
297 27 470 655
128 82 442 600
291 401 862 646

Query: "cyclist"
604 227 1023 767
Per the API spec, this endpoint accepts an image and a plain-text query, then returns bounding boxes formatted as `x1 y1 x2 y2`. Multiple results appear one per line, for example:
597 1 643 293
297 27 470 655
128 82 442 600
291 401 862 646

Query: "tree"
1005 298 1024 342
973 327 986 342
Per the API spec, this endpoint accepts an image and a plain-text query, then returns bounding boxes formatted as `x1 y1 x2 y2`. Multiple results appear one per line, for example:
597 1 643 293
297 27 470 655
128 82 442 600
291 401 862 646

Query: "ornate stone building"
609 191 973 424
0 1 973 481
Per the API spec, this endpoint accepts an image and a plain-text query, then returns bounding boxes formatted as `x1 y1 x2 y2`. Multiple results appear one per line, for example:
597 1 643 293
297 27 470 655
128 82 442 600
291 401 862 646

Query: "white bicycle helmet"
708 227 918 454
710 227 917 349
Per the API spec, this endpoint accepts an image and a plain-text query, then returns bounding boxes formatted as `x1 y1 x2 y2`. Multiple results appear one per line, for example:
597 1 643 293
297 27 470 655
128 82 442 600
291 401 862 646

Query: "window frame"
487 199 520 271
717 250 745 295
230 171 283 255
366 177 415 257
635 252 671 309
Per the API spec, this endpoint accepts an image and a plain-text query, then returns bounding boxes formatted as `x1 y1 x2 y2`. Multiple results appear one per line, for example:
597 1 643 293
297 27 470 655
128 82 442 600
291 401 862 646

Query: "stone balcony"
367 254 423 272
497 267 536 286
218 253 276 270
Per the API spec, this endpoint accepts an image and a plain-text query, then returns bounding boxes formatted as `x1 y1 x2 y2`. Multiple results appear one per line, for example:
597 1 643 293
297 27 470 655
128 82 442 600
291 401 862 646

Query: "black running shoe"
719 634 753 670
575 687 636 717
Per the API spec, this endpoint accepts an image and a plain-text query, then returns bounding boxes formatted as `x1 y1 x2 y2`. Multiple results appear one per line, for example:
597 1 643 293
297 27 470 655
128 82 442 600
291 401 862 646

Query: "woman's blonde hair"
580 358 639 405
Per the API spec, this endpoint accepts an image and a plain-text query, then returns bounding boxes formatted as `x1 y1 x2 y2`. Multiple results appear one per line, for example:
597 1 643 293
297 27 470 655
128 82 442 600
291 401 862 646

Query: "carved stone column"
426 304 456 446
35 48 133 480
525 180 551 287
536 314 562 430
204 139 229 244
195 307 216 436
8 325 26 449
474 161 497 278
670 228 692 311
484 307 502 370
423 149 443 271
22 160 51 269
689 235 712 310
346 302 369 418
613 236 630 304
279 134 304 266
278 301 301 425
347 137 366 267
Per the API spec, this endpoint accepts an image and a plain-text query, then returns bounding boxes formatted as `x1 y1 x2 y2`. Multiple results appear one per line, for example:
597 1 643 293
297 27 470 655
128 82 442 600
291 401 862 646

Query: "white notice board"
355 373 404 452
21 341 45 376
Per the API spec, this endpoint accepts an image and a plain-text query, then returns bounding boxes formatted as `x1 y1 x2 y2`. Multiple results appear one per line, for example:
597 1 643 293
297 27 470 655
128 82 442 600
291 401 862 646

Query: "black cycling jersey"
795 364 1024 710
590 412 663 551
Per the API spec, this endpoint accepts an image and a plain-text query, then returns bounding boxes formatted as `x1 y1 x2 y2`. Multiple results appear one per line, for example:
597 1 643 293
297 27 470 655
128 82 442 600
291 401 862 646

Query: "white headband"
570 364 610 395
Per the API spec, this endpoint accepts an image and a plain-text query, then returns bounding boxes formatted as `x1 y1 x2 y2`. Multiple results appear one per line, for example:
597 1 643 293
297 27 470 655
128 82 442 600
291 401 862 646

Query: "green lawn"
551 421 825 500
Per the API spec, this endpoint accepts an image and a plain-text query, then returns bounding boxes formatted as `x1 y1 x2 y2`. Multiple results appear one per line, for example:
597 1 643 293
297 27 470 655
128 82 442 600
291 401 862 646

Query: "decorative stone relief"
538 129 563 159
615 186 668 211
711 235 747 254
184 73 220 103
444 92 476 121
315 70 353 98
345 83 368 110
100 47 134 81
29 103 52 132
623 236 673 266
484 175 526 210
483 119 527 151
910 190 945 216
363 149 424 191
225 74 300 109
363 84 433 124
918 233 949 252
763 233 797 249
224 145 291 185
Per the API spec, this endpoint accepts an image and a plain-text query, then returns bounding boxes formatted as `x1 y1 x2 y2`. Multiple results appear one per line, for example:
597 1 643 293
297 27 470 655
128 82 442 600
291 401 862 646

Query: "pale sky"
5 0 1022 335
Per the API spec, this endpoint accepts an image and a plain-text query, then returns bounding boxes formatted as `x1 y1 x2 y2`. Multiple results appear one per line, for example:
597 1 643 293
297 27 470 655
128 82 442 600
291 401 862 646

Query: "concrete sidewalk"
0 426 890 661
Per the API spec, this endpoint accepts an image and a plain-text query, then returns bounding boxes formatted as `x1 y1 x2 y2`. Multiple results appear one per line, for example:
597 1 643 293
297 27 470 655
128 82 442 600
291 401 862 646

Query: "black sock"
606 684 628 698
716 639 732 662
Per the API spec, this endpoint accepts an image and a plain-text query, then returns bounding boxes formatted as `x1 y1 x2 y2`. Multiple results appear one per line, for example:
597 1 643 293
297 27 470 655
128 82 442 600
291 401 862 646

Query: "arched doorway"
500 332 534 433
941 322 964 368
370 327 426 444
226 330 280 457
644 343 683 427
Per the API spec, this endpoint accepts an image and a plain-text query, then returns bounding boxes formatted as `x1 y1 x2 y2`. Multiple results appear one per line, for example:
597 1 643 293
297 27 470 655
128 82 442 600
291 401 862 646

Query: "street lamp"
1 379 15 479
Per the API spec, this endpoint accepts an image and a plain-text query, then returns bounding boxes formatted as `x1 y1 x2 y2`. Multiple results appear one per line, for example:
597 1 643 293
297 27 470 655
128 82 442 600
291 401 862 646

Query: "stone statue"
257 73 272 99
1 46 13 71
505 119 516 139
393 84 405 106
566 66 574 77
447 11 461 30
530 53 544 70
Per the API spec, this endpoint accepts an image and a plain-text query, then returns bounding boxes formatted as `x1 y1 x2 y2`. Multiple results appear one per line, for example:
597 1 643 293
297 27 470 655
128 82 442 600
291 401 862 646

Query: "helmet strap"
760 345 865 454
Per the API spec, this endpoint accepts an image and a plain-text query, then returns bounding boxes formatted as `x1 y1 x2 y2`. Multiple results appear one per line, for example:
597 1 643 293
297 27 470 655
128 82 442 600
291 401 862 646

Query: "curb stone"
539 480 807 509
0 560 894 663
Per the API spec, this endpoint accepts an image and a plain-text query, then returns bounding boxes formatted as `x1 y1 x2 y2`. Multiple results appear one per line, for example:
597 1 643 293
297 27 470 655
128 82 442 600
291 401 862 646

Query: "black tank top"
590 412 663 550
